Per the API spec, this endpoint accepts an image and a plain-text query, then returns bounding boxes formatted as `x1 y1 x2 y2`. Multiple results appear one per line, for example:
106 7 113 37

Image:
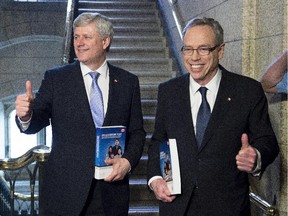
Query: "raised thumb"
26 80 33 98
241 133 250 149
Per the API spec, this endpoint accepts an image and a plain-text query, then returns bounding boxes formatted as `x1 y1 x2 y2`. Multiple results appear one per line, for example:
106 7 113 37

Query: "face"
73 22 110 71
182 25 224 85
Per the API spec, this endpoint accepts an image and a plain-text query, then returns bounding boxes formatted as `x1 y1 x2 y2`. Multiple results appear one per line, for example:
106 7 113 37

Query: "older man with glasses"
147 17 279 216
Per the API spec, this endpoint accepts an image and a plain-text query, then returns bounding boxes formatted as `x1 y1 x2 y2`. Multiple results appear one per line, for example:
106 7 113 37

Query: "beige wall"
160 0 287 214
243 1 287 215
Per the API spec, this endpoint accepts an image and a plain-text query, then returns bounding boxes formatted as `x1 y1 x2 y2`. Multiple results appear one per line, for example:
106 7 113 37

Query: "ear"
218 43 225 60
103 37 111 50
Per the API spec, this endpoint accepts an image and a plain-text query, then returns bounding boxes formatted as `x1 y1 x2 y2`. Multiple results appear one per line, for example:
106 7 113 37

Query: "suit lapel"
176 74 198 152
102 64 121 126
69 61 95 128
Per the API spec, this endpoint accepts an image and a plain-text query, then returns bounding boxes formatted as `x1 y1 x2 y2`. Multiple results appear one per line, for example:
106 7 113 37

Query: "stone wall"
0 1 66 99
0 0 66 159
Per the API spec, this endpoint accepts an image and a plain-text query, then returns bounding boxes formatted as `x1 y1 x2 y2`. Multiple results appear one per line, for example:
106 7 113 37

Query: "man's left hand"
104 158 131 182
236 133 257 172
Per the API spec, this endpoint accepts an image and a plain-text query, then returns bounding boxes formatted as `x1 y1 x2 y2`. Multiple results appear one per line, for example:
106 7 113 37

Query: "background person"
261 49 287 94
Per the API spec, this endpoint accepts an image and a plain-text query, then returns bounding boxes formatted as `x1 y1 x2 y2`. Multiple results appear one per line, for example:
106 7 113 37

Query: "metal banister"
249 192 278 215
0 145 50 216
0 145 50 170
62 0 77 64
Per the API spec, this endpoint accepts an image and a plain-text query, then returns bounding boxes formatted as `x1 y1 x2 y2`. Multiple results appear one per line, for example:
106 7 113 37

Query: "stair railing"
62 0 77 64
249 192 278 215
168 0 183 40
0 145 50 216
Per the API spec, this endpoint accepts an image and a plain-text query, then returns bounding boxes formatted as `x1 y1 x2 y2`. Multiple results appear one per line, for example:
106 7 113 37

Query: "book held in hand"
160 139 181 194
94 126 126 179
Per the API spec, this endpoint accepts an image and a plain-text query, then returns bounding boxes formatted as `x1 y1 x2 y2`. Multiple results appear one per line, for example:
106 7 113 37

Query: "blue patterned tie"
196 87 211 147
89 72 104 127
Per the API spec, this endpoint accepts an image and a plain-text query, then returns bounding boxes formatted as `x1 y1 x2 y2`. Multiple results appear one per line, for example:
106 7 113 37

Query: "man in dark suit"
15 12 145 215
147 17 279 216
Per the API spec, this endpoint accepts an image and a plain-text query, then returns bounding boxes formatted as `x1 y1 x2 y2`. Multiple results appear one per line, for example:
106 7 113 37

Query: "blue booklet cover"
160 140 173 182
159 139 181 194
95 126 126 167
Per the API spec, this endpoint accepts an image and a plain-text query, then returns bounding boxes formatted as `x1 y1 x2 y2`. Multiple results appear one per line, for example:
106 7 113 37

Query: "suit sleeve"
147 82 167 180
247 82 279 171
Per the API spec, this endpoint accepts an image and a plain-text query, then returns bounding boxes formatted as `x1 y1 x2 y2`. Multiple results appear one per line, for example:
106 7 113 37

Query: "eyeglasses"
181 45 220 56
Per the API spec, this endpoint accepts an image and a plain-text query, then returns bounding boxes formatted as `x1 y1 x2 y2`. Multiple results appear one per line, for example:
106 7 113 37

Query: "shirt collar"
81 60 109 78
190 68 222 95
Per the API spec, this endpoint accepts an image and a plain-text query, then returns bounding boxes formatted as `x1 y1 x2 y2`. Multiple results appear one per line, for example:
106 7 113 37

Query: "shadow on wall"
0 35 65 99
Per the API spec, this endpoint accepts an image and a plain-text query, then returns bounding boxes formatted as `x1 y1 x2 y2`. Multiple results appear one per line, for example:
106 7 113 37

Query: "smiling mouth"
191 64 204 68
77 49 88 53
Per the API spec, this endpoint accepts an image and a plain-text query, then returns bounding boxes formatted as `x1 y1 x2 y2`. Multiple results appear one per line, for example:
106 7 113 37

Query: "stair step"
135 71 175 85
109 17 161 28
82 0 155 1
108 58 173 71
132 154 148 176
129 178 157 201
144 116 155 134
108 47 169 58
81 0 154 1
139 84 158 100
112 36 166 47
142 99 157 116
78 8 158 19
78 1 156 10
113 26 162 37
129 206 159 216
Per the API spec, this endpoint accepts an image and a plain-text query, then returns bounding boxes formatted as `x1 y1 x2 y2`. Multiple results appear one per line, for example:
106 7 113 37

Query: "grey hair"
182 17 224 45
73 12 114 50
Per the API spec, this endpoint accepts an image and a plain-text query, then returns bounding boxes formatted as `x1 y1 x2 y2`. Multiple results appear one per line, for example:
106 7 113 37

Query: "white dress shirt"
81 61 109 116
189 69 222 134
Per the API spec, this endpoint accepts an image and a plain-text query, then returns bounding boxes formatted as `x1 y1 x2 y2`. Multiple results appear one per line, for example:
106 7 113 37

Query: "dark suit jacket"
17 61 146 215
147 65 279 216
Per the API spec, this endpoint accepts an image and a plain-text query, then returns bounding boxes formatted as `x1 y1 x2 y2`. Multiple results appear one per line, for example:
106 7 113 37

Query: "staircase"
77 0 177 215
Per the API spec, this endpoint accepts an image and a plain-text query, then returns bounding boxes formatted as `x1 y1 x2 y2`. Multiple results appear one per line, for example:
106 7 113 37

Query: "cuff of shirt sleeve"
250 149 262 176
148 176 163 191
18 113 32 131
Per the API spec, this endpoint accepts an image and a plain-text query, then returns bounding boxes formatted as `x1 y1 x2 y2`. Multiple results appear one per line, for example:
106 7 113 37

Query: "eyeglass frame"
180 44 221 56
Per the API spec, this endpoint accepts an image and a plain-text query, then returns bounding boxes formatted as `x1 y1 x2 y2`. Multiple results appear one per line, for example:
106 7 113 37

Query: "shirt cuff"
250 149 262 176
18 113 32 131
148 176 163 191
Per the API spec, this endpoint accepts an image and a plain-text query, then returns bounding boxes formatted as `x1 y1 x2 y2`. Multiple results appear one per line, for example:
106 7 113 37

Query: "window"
8 110 52 158
9 110 37 158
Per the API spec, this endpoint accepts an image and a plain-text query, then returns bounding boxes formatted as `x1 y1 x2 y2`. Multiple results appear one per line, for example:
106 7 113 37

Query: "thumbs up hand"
235 133 257 172
15 80 34 122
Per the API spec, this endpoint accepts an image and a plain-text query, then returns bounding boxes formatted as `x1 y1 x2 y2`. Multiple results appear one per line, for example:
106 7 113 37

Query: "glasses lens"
197 48 207 55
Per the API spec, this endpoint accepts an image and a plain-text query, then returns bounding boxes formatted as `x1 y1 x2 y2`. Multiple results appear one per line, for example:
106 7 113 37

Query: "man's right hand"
15 80 33 122
151 178 176 203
